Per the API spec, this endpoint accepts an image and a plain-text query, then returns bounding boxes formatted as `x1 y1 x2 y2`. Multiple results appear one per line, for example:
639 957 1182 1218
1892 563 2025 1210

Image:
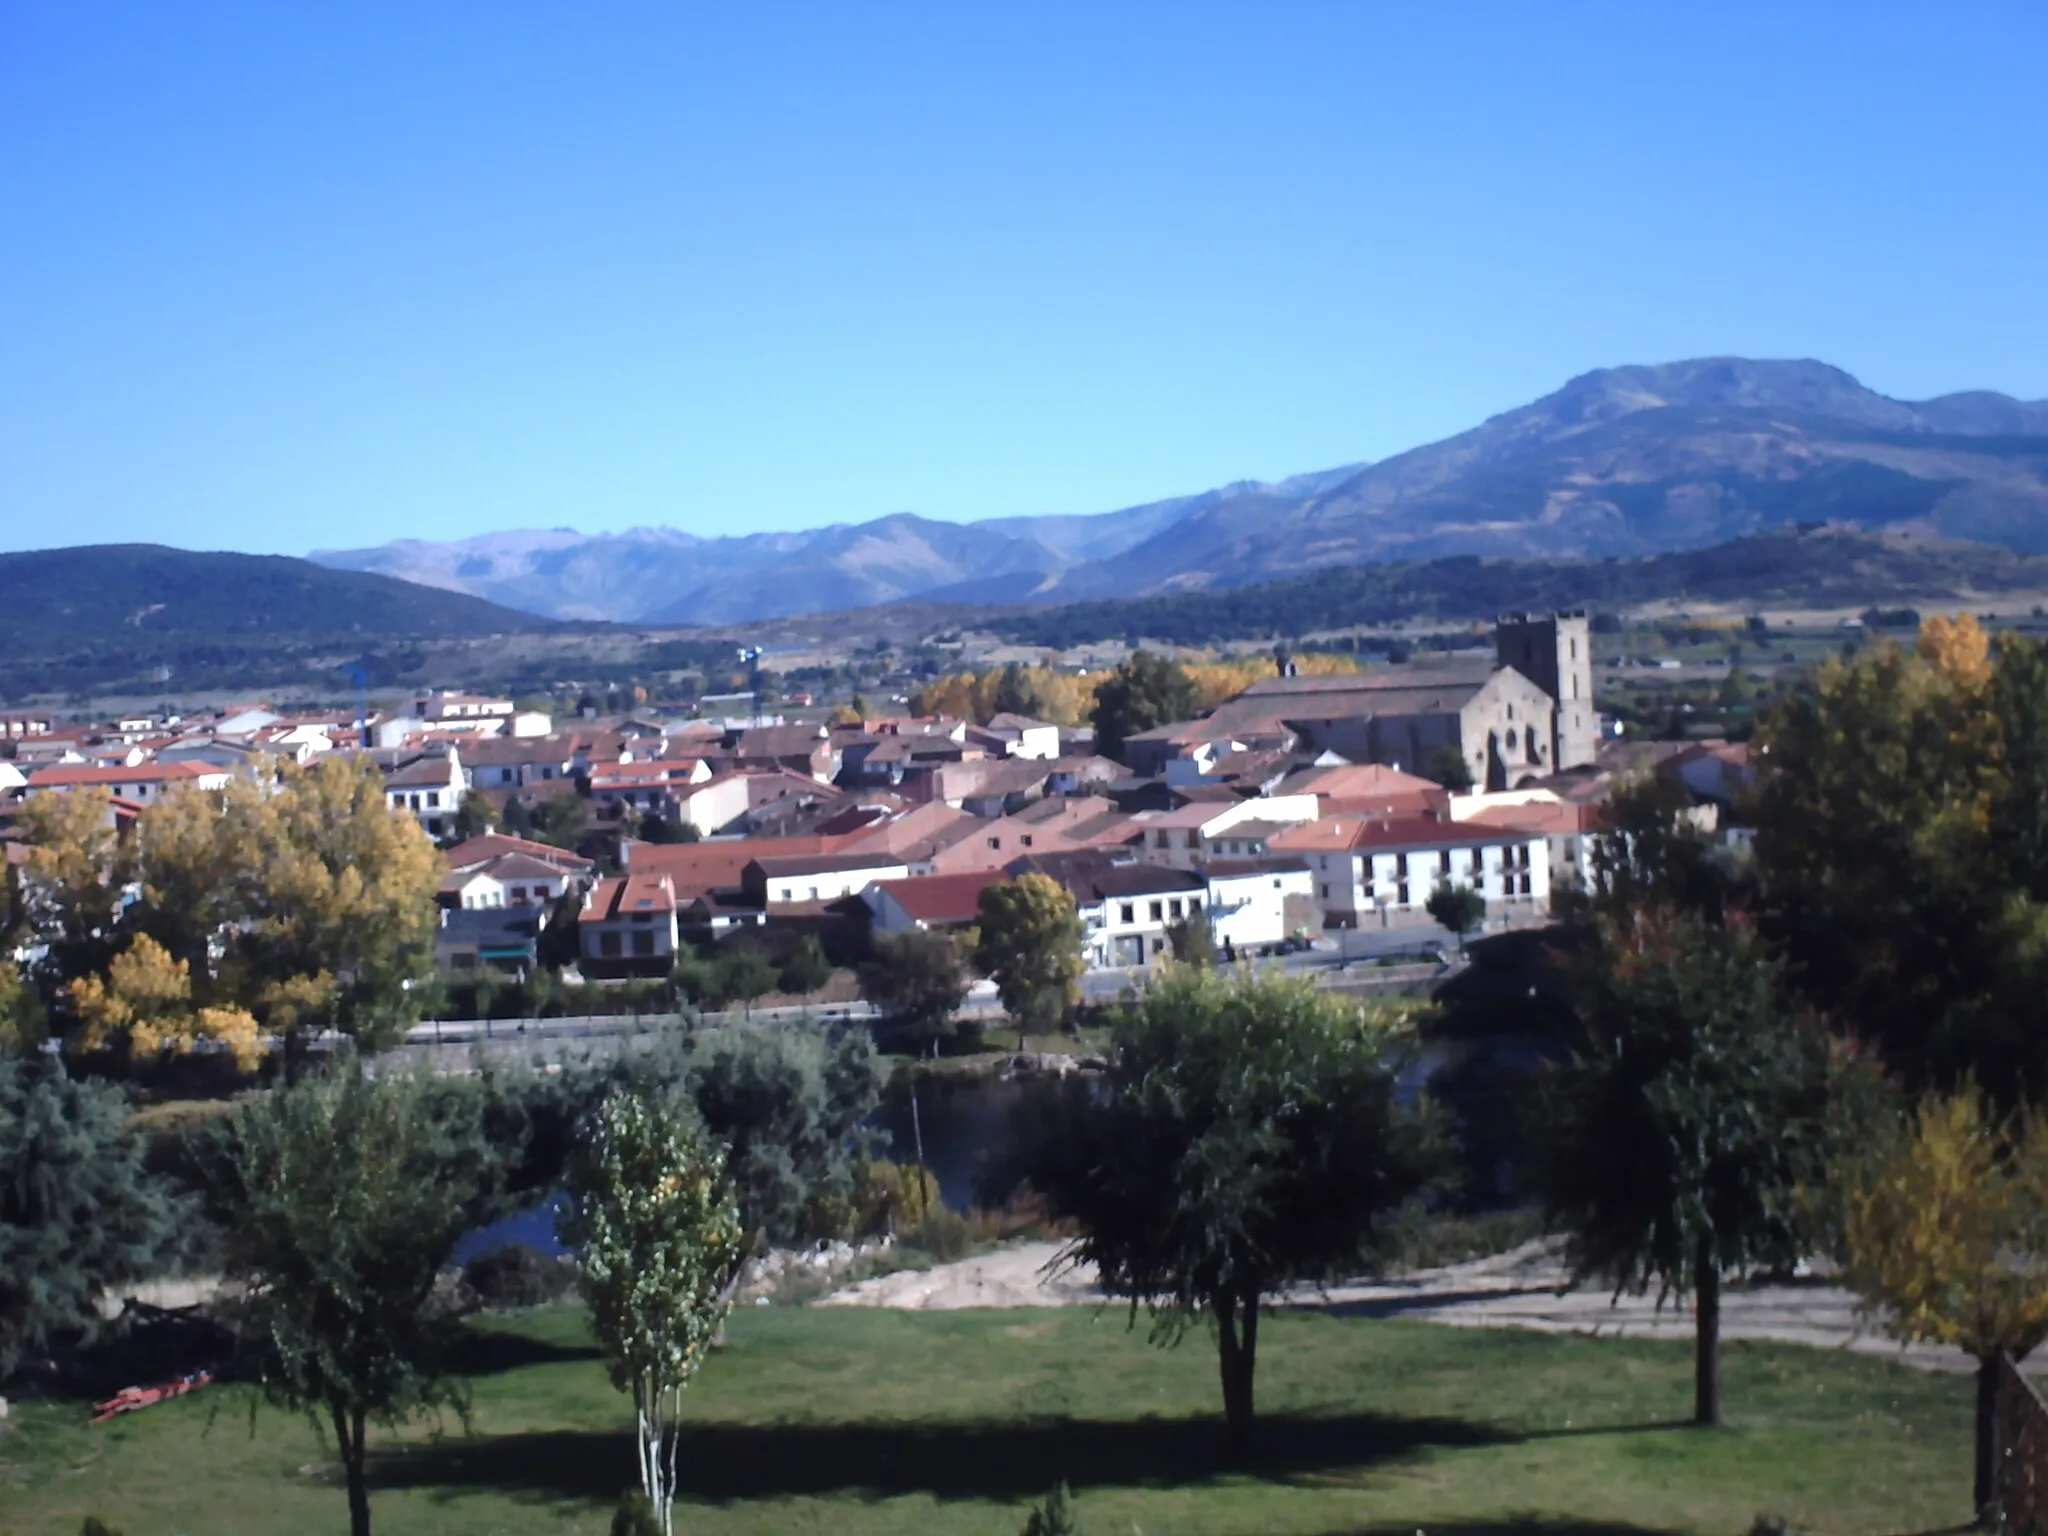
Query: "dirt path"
821 1238 1979 1373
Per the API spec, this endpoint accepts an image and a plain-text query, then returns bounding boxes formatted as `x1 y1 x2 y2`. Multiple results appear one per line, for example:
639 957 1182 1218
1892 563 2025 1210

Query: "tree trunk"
330 1396 372 1536
1693 1240 1721 1428
1975 1353 1999 1524
1215 1287 1260 1452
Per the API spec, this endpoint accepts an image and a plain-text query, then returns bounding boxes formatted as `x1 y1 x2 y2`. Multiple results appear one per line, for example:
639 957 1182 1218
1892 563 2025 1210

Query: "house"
1268 814 1551 929
413 691 516 731
442 831 597 885
743 852 912 909
458 734 581 791
588 758 711 818
23 761 229 803
0 713 54 739
434 905 546 975
666 772 753 837
1126 796 1321 871
1276 762 1451 818
440 851 583 911
382 750 467 838
1461 797 1603 896
579 872 681 972
1007 849 1209 968
861 870 1005 935
724 723 838 783
974 713 1062 761
1204 859 1319 954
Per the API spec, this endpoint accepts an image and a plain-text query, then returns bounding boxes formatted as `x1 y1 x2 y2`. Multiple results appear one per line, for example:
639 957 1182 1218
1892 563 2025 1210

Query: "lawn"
1 1302 1975 1536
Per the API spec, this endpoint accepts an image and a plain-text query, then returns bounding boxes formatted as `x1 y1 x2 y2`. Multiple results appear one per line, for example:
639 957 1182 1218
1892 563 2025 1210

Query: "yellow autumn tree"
68 933 262 1069
123 754 442 1058
241 754 443 1053
16 787 134 986
1836 1085 2048 1516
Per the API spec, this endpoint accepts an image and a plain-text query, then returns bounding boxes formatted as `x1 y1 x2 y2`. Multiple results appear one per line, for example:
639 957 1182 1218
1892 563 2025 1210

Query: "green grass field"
1 1302 1976 1536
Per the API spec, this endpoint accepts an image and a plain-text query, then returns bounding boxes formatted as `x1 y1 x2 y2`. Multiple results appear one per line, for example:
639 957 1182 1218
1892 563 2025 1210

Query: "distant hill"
0 544 555 700
310 358 2048 625
990 527 2048 648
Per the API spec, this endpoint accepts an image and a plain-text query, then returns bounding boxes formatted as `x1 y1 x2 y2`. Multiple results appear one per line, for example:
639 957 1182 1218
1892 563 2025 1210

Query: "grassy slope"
1 1303 1972 1536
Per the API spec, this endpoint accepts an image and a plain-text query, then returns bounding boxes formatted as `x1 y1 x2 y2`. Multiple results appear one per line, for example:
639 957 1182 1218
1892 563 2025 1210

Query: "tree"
502 796 537 839
1026 967 1443 1449
1 1058 188 1375
1534 909 1833 1427
213 1065 506 1536
992 663 1046 720
1424 882 1484 952
775 935 833 997
712 949 778 1017
859 928 974 1049
233 755 444 1056
1836 1086 2048 1518
1422 743 1474 793
1089 651 1199 764
1165 909 1217 968
16 787 134 993
532 792 592 854
975 874 1085 1047
0 960 47 1056
1751 615 2048 1100
67 933 262 1069
561 1089 747 1536
452 790 496 841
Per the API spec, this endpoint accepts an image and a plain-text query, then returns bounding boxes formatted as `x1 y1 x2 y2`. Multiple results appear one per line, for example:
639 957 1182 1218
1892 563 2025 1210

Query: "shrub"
610 1489 662 1536
460 1242 577 1310
1020 1481 1082 1536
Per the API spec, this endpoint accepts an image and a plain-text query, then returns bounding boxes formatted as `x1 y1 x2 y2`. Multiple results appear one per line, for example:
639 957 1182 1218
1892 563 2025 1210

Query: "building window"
1320 883 1330 900
632 931 654 957
1168 899 1183 919
599 932 622 958
1148 901 1163 922
1119 903 1135 924
1155 831 1171 849
1186 831 1200 849
1439 850 1451 874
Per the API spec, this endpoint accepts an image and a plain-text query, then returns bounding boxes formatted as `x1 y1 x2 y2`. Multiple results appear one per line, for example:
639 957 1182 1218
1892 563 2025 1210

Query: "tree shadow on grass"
373 1409 1515 1507
1319 1521 1679 1536
443 1326 604 1379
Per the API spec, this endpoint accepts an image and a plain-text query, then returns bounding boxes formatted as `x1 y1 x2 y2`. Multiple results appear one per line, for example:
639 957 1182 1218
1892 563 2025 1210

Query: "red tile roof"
26 762 212 789
580 873 678 922
868 871 1004 925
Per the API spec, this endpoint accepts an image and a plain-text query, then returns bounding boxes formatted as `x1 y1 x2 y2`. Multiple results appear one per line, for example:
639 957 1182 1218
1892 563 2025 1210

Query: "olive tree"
561 1089 747 1536
1026 966 1444 1450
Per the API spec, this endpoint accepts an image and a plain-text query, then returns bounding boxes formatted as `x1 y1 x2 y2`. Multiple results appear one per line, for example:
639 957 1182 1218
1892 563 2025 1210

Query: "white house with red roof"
588 757 712 818
24 761 228 803
1270 813 1550 929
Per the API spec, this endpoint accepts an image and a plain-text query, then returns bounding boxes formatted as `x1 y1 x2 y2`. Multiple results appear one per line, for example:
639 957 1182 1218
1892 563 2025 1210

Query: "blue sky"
2 3 2044 557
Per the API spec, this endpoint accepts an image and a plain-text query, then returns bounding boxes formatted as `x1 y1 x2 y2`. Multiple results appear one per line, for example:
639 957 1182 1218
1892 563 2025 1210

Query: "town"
4 612 1654 997
8 6 2048 1534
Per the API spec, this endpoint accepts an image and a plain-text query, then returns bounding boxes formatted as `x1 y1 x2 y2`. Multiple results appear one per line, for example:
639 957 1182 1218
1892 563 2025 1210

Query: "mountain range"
312 357 2048 624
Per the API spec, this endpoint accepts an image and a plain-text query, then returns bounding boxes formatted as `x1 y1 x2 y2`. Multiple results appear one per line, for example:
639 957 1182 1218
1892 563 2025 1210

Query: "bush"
610 1489 662 1536
1021 1481 1082 1536
460 1242 577 1310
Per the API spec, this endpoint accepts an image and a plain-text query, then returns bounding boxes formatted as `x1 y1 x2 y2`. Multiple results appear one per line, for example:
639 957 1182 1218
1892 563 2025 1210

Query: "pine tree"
0 1058 187 1374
